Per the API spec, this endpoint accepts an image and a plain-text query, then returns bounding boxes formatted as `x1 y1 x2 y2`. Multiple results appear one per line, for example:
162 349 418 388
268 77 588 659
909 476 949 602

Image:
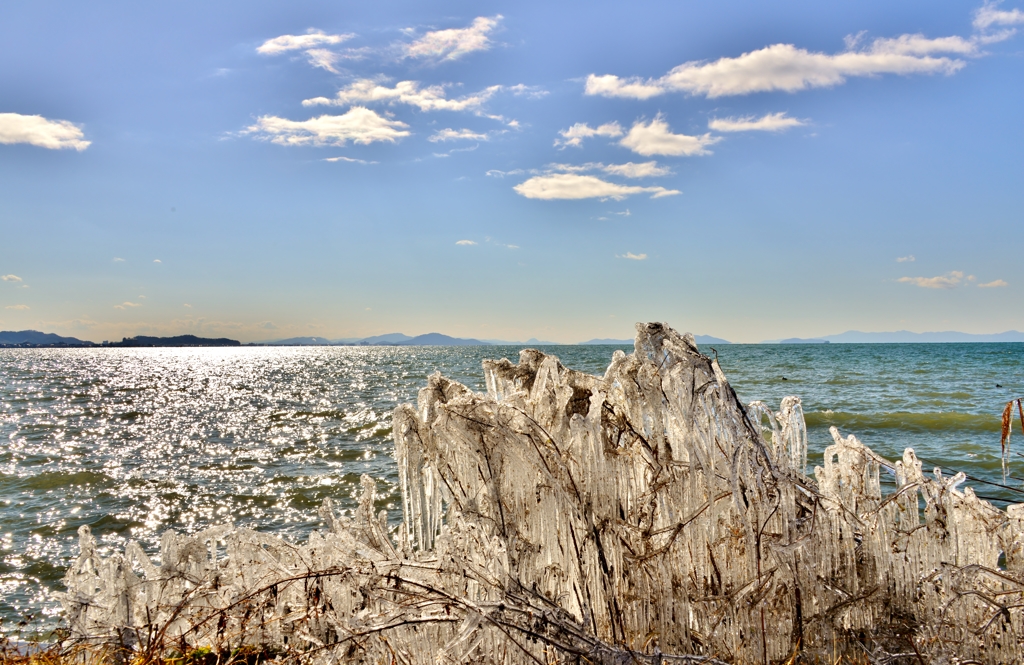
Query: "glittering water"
1 342 1022 632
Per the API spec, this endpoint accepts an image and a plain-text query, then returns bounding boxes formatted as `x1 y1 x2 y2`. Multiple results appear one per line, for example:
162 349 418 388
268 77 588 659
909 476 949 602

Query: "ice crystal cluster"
62 323 1024 662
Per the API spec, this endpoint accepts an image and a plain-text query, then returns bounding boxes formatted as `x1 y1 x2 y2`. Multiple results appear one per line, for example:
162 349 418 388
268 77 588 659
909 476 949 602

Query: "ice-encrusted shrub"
62 323 1024 663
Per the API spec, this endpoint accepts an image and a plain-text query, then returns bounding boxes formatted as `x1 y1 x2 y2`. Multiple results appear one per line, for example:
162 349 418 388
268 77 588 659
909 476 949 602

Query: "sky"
1 0 1022 344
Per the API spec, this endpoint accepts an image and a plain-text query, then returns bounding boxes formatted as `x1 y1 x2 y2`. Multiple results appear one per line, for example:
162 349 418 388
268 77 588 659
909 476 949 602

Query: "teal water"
0 342 1022 632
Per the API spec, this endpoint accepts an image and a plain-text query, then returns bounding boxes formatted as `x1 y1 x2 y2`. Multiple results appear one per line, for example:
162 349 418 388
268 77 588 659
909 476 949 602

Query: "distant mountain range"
106 335 240 347
764 330 1024 344
8 328 1023 349
0 330 92 346
580 334 732 345
264 333 561 346
264 332 732 346
262 336 337 346
484 337 561 345
263 332 488 346
0 330 242 347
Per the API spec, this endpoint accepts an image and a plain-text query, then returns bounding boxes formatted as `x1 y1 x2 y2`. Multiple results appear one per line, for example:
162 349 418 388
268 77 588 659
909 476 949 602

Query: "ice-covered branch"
61 323 1024 662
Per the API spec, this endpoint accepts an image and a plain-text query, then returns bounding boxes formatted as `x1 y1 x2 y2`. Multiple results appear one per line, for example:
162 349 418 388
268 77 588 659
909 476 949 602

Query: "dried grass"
56 323 1024 663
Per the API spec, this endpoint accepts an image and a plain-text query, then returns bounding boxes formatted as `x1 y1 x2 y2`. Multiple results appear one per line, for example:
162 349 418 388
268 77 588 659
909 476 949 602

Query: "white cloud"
602 161 672 178
897 255 915 263
246 107 410 147
485 168 525 178
513 173 680 200
304 48 341 73
708 112 805 132
324 155 377 164
868 34 977 56
1 274 22 282
546 161 671 178
619 117 720 156
898 271 964 289
0 113 90 151
112 257 125 262
113 301 142 309
505 84 548 99
585 75 665 100
429 128 489 142
554 122 623 148
5 304 29 310
586 35 970 99
618 252 648 260
432 144 479 158
183 303 192 308
544 162 595 174
153 259 162 263
303 79 502 113
456 239 477 245
257 30 354 55
975 2 1024 29
405 16 502 61
978 279 1008 288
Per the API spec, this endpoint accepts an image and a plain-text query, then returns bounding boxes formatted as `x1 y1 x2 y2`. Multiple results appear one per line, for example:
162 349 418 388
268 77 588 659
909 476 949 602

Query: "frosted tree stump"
62 323 1024 663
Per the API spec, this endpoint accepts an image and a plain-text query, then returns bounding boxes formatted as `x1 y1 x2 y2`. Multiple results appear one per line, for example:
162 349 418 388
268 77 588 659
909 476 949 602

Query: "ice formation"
62 323 1024 663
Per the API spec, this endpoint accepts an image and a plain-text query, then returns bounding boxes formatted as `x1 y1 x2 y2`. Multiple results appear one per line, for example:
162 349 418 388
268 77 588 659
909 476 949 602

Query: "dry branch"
60 323 1024 663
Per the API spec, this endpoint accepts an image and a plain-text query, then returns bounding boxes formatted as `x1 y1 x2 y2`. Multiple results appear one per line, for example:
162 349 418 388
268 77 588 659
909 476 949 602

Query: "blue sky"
1 0 1021 343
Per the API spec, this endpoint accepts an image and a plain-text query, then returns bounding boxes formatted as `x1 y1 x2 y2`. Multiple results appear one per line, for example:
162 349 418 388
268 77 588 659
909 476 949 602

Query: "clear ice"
62 323 1024 662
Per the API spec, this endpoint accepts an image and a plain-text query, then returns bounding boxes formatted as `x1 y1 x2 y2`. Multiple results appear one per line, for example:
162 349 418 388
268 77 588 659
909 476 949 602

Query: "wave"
804 410 1001 433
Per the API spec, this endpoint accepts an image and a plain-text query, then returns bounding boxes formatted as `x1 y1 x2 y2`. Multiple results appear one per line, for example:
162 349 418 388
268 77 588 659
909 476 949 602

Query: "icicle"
60 323 1024 664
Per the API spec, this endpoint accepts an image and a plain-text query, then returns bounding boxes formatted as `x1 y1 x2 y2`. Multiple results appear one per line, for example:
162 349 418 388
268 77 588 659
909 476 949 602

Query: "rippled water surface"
1 342 1022 631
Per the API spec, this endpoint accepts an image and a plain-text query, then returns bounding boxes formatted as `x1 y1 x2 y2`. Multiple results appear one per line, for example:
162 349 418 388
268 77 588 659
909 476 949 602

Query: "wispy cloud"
618 252 648 260
303 48 342 73
619 116 719 156
898 270 964 289
897 255 916 262
544 161 671 179
554 122 623 148
0 113 90 150
708 112 805 132
974 2 1024 30
1 274 22 282
246 107 410 147
324 155 377 164
978 279 1008 288
432 144 479 158
513 173 680 200
485 169 526 178
112 257 125 262
113 301 142 309
456 239 477 245
303 79 503 114
505 84 548 99
429 128 489 142
405 16 502 61
586 33 972 100
153 259 162 263
256 29 354 55
5 304 29 310
602 161 672 178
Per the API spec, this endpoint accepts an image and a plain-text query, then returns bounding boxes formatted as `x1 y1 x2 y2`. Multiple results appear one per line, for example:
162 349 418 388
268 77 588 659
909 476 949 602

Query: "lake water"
1 342 1022 632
